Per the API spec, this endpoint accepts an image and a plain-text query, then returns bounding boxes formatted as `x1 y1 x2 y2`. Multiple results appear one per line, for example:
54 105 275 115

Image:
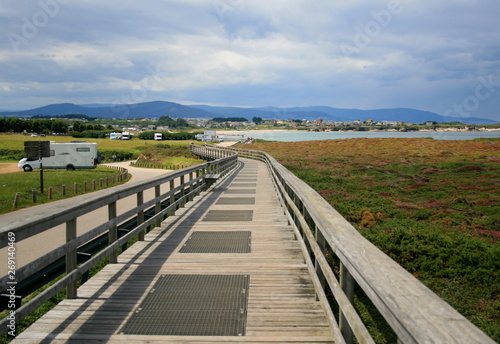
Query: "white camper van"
154 133 163 141
18 142 99 172
109 132 122 140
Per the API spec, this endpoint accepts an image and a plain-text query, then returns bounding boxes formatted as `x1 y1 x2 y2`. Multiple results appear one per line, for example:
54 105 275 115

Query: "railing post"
180 175 185 207
340 263 355 344
109 201 118 263
196 169 201 194
137 191 145 241
155 185 161 227
189 172 194 201
66 218 77 299
170 179 176 216
315 224 326 301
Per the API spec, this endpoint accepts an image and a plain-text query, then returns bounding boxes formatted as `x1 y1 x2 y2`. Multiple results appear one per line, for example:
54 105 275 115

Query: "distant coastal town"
201 117 500 132
0 114 499 139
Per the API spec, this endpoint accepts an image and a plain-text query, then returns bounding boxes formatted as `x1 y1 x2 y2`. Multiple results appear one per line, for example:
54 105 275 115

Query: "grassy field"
0 134 201 214
134 143 205 168
0 167 130 214
245 137 500 342
0 133 199 162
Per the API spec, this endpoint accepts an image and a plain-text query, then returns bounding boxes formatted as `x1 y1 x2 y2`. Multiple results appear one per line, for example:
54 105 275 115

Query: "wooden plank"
12 159 336 344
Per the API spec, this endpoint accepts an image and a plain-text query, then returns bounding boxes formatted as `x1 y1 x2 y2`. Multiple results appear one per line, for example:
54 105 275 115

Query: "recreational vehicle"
18 142 99 172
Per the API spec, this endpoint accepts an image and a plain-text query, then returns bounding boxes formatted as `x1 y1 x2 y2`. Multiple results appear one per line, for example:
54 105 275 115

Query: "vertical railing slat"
340 263 355 344
155 185 161 227
108 201 118 263
137 191 144 241
65 218 77 299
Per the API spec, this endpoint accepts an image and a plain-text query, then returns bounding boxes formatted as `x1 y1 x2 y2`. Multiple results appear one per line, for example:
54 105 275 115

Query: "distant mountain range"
0 101 497 124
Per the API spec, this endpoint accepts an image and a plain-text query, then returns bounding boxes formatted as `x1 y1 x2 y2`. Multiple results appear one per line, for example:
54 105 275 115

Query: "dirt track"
0 162 19 174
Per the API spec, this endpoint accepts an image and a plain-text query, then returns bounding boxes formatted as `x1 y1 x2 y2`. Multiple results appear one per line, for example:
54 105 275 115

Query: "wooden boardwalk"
13 159 335 343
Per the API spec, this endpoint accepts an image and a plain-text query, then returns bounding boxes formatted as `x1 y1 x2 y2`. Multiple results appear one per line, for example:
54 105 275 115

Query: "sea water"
238 130 500 142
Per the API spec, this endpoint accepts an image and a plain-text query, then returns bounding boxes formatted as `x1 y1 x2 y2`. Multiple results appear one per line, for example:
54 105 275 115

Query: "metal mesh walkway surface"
121 274 249 336
180 231 252 253
13 158 335 343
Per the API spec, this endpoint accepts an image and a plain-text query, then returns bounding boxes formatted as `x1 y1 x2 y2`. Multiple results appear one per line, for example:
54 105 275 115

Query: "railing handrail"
202 145 494 344
0 151 235 245
0 148 238 334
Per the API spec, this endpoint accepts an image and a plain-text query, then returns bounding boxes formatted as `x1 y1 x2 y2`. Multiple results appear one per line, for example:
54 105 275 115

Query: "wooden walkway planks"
13 159 336 344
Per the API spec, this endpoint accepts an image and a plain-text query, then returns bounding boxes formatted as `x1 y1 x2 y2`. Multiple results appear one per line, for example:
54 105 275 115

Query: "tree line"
0 117 113 133
0 117 69 134
0 117 115 137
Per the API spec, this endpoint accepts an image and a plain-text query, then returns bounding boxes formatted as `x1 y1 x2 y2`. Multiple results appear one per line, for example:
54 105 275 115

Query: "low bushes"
248 138 499 341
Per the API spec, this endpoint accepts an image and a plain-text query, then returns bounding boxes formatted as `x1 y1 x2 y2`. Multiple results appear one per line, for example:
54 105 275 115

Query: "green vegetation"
0 115 195 135
0 148 24 161
156 115 190 128
0 134 197 163
212 117 248 122
138 131 201 140
0 134 201 214
135 143 204 169
0 167 130 214
246 138 500 342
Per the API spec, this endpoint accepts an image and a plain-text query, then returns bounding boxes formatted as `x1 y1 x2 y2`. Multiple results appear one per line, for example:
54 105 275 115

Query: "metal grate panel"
203 210 253 221
121 275 249 336
217 197 255 205
224 189 256 195
230 183 257 188
180 231 251 253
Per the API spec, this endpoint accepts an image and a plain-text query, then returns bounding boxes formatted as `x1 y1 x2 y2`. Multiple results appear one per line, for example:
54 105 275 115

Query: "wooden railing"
195 145 494 344
0 150 238 334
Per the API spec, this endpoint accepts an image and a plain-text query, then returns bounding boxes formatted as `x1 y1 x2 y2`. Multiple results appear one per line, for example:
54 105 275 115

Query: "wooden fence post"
13 193 21 208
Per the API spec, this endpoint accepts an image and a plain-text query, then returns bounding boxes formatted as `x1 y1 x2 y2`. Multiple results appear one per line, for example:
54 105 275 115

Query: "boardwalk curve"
1 145 494 344
8 158 336 343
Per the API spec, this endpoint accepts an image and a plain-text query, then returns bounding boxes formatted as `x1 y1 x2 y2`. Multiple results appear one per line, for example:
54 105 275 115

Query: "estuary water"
234 130 500 142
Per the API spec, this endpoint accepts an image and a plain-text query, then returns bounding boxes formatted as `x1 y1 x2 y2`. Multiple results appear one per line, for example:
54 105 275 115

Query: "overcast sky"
1 0 499 120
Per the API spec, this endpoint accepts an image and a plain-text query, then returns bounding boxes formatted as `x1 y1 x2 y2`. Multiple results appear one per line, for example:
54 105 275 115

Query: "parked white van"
18 142 99 172
109 132 122 140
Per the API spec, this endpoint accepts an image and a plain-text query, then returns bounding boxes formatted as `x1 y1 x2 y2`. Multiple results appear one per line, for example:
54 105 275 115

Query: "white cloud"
0 0 498 120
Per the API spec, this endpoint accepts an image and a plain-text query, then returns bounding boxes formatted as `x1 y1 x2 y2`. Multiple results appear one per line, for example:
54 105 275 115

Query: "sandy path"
0 162 20 174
